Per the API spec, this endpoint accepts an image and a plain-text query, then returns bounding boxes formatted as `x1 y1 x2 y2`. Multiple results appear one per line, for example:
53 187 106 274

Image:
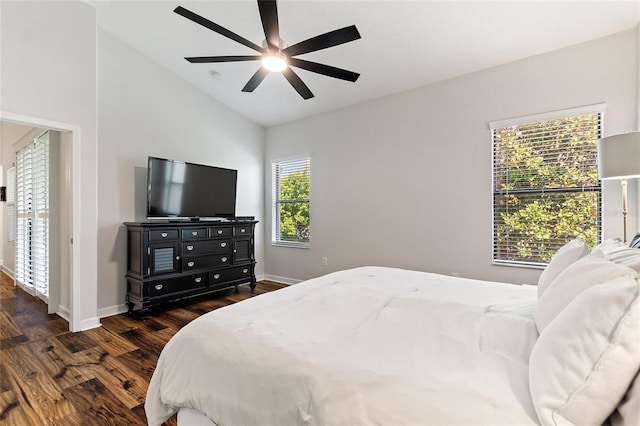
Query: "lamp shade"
597 131 640 180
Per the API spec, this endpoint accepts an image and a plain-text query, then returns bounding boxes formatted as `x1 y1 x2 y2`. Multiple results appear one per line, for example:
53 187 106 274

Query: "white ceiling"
88 1 639 127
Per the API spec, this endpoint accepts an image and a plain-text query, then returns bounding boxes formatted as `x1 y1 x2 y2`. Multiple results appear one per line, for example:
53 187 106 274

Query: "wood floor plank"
0 362 13 394
118 327 171 356
0 311 21 340
0 389 29 425
114 348 160 383
0 284 15 299
82 326 139 357
99 313 147 335
55 331 99 354
25 337 96 390
90 354 148 409
0 333 29 350
148 306 200 330
1 344 77 423
0 293 47 318
71 343 149 409
60 378 146 426
12 312 69 342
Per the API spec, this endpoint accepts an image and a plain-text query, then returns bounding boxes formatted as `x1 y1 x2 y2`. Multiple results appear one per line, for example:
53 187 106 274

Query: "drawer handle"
186 245 194 251
220 242 227 248
217 229 223 235
213 274 220 280
191 231 198 236
221 257 228 263
187 261 195 267
155 284 163 290
194 277 202 283
240 228 246 233
243 268 248 274
161 232 168 238
175 256 180 260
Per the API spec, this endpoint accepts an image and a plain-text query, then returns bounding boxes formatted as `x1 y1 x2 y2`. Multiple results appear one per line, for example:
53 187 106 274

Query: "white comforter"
145 266 541 425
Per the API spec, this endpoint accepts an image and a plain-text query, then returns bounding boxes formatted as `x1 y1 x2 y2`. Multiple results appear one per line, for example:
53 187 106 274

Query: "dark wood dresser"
124 219 257 313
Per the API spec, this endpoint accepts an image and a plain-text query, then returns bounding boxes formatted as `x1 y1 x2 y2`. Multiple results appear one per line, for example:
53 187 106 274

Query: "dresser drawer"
209 265 254 287
182 254 230 271
182 239 231 255
149 273 207 297
209 227 233 238
181 227 208 240
149 229 179 241
234 225 252 236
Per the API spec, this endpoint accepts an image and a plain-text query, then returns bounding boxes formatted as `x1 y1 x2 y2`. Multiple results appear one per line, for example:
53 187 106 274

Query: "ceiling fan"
174 1 361 100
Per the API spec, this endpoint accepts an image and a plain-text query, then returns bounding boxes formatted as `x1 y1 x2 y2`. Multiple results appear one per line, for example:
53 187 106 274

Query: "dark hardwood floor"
0 272 286 425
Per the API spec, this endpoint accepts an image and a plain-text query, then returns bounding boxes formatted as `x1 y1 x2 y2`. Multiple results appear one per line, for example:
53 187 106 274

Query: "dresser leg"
250 280 256 293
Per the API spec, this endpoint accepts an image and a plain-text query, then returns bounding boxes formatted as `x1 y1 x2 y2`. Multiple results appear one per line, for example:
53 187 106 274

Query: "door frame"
0 111 81 332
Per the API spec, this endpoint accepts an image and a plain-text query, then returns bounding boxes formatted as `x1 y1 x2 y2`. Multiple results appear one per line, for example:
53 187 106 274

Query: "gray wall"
1 1 98 329
96 31 265 316
264 29 639 285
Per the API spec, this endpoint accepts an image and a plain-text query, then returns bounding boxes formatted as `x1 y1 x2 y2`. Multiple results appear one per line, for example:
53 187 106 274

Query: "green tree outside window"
492 112 601 264
273 158 310 245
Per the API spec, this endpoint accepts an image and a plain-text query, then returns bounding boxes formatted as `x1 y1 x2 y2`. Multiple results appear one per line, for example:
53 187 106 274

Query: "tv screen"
147 157 237 219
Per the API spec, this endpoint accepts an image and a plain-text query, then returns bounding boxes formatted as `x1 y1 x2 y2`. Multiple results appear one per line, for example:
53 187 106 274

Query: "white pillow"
529 276 640 426
537 238 590 299
606 248 640 274
535 257 638 333
594 238 627 255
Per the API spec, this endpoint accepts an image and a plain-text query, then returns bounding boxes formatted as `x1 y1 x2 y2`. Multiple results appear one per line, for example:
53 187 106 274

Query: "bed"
145 239 640 426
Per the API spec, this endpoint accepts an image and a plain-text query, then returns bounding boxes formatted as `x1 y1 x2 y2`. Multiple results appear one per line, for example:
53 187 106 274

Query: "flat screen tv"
146 156 237 220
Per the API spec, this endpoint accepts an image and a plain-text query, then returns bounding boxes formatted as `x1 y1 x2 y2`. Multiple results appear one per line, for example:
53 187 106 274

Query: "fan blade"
186 55 262 63
258 1 280 50
174 6 264 53
282 67 314 100
242 68 270 92
288 58 359 82
283 25 361 57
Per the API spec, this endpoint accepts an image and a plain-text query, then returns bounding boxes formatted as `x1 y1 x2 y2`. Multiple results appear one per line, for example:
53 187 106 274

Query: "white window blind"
491 110 602 266
272 157 310 247
15 131 49 297
6 167 15 243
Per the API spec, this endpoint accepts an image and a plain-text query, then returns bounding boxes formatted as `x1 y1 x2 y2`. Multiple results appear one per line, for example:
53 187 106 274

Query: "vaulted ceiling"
88 1 639 127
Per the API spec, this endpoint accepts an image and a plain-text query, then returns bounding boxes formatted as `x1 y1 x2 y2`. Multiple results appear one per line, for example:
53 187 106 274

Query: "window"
272 157 310 247
491 106 602 266
15 131 49 298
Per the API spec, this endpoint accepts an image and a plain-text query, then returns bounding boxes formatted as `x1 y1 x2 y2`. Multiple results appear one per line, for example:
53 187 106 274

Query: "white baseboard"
79 317 102 331
98 304 129 319
1 265 14 279
57 306 70 322
262 274 300 285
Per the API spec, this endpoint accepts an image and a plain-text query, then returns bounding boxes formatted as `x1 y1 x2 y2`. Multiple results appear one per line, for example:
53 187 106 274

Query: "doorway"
0 112 79 331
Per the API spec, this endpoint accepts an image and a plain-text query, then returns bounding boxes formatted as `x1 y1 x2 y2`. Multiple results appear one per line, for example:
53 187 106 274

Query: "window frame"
271 156 311 249
489 104 604 268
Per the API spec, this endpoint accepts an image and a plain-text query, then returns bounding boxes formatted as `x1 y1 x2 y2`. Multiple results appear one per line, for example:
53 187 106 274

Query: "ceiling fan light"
262 53 288 72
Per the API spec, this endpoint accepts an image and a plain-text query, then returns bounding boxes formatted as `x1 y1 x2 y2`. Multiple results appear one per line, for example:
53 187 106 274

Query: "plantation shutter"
491 108 602 266
15 131 49 298
15 142 33 288
272 157 311 247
